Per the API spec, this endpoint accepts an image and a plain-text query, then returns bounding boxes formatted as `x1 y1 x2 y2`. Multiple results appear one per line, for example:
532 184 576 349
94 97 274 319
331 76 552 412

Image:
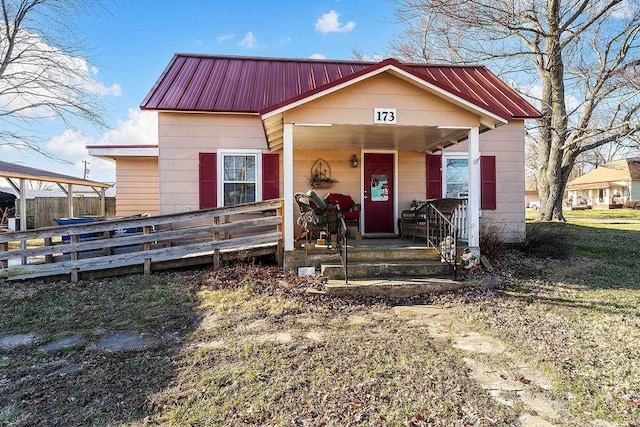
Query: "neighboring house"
88 54 540 258
566 158 640 208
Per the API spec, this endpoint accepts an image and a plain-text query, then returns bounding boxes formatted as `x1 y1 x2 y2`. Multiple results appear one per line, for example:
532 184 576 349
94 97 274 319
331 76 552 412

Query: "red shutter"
262 153 279 200
199 153 217 209
481 156 497 210
426 154 442 198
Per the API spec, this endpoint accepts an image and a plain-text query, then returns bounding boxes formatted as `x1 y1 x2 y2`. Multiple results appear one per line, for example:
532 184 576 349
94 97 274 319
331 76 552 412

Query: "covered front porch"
256 62 512 263
272 121 483 259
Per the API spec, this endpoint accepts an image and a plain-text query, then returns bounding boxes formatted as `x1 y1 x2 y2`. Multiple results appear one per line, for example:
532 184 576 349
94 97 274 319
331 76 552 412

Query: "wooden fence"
1 200 283 282
15 197 116 229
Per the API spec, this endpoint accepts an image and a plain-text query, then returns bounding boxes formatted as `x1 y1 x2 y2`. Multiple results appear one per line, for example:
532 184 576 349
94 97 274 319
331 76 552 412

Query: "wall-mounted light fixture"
350 154 359 168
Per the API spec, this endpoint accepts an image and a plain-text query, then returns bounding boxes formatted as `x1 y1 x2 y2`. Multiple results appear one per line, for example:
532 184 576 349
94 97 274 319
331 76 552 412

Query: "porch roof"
140 54 541 122
0 160 111 189
567 158 640 190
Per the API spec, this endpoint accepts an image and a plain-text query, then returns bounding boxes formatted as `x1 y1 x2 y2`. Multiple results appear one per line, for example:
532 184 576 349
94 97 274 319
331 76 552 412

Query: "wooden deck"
0 200 283 282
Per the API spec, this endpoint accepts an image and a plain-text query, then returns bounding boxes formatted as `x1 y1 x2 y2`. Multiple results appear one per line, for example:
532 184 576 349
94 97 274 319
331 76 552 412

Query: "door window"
370 174 389 202
444 158 468 198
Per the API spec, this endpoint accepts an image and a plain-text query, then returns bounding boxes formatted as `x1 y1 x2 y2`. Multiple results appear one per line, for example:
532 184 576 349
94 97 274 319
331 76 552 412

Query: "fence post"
70 268 79 283
213 216 220 270
143 225 152 251
276 199 284 267
44 237 53 263
71 235 79 261
0 242 8 269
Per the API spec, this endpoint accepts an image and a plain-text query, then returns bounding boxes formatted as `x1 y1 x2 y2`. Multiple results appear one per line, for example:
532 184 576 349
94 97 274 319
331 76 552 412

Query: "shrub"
521 223 570 259
479 224 506 259
624 199 639 209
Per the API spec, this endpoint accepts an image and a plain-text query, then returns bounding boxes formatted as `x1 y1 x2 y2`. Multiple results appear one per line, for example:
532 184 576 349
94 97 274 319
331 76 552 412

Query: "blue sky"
2 0 402 184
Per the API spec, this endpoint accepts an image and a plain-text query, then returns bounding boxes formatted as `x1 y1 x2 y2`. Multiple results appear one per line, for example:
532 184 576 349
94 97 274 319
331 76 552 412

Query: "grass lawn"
1 214 639 425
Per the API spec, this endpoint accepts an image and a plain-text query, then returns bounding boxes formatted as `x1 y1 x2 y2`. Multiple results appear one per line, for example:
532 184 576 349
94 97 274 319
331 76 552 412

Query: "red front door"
363 153 394 234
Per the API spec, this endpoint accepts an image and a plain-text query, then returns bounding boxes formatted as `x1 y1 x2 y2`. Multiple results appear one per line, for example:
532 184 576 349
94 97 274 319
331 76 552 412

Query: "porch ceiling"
265 118 472 153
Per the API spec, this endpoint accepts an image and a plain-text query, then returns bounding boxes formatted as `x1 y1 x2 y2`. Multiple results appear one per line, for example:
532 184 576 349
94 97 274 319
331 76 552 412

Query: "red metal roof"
141 54 541 121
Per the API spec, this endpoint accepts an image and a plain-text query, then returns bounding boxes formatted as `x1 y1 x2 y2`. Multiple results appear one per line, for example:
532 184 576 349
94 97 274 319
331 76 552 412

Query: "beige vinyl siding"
631 181 640 200
115 157 159 217
285 72 480 127
158 113 271 214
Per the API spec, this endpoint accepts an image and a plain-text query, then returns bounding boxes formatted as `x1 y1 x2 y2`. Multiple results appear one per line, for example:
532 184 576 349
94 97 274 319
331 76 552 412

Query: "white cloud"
45 109 158 182
96 82 122 97
238 32 257 49
48 129 92 158
315 10 355 34
310 53 326 59
97 109 158 146
217 33 235 43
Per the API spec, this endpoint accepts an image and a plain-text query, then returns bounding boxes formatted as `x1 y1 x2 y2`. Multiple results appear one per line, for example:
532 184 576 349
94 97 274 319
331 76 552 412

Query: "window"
444 156 469 198
199 152 279 209
425 153 496 210
218 150 261 206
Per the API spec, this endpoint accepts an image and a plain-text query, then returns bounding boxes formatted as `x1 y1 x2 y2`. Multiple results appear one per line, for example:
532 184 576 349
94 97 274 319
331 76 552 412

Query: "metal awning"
0 160 112 232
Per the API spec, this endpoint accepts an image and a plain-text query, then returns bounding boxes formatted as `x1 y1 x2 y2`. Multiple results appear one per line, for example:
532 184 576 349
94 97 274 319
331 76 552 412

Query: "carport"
0 160 112 232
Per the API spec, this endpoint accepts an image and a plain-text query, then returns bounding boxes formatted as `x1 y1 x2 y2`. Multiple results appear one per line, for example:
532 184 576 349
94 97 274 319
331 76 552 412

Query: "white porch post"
467 127 481 256
283 123 294 251
67 184 74 218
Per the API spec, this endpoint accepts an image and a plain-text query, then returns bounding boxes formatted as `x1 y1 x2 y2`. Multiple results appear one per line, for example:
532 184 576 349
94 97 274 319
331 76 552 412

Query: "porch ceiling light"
350 154 359 168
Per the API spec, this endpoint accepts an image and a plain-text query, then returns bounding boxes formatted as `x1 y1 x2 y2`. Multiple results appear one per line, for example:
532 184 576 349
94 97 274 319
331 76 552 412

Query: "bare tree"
0 0 108 161
391 0 640 220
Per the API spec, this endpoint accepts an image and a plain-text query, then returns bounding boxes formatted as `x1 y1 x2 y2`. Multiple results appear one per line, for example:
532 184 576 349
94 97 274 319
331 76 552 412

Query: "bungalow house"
88 54 540 263
566 158 640 208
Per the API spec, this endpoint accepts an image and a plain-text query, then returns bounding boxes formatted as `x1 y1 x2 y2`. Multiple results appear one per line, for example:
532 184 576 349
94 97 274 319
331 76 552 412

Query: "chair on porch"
294 191 338 241
324 193 360 232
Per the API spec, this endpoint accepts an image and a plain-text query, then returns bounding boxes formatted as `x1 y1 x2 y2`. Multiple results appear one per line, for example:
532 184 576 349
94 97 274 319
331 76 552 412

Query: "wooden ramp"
0 200 283 282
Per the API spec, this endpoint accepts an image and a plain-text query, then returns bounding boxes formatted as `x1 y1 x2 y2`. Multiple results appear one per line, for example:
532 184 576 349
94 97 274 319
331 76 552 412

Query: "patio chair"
295 191 338 241
324 193 360 231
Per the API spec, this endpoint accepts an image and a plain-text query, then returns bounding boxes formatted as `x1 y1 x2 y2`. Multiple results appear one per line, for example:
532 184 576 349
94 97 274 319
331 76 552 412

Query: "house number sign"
374 108 397 124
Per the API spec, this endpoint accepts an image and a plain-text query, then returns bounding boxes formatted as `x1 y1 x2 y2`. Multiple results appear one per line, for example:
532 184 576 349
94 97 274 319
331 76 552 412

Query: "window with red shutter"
426 154 497 210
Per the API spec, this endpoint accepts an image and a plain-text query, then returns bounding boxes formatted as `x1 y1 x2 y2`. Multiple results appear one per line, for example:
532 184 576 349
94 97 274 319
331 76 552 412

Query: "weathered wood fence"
14 197 116 229
1 200 283 282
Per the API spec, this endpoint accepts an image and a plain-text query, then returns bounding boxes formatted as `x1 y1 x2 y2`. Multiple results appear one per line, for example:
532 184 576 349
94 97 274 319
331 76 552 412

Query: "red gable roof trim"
261 60 509 123
141 54 542 121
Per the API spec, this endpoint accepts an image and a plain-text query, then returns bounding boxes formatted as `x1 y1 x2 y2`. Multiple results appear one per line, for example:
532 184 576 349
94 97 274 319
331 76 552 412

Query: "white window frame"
217 149 262 207
442 152 469 198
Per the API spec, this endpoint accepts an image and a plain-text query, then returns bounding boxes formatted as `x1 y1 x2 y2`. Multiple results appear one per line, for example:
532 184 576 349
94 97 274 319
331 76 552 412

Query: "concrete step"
324 277 500 298
320 260 452 280
346 247 441 262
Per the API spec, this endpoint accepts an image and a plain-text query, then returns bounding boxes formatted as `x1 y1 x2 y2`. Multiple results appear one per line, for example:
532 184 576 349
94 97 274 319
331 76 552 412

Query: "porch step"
320 260 452 280
298 246 442 267
324 276 500 298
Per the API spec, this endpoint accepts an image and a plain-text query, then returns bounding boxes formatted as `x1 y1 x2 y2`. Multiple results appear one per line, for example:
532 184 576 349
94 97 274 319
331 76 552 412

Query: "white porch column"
283 123 294 251
467 127 481 256
67 184 74 218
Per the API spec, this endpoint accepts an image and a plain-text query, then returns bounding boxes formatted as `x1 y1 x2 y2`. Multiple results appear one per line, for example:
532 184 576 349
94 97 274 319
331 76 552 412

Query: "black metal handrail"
336 214 348 284
426 203 459 280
